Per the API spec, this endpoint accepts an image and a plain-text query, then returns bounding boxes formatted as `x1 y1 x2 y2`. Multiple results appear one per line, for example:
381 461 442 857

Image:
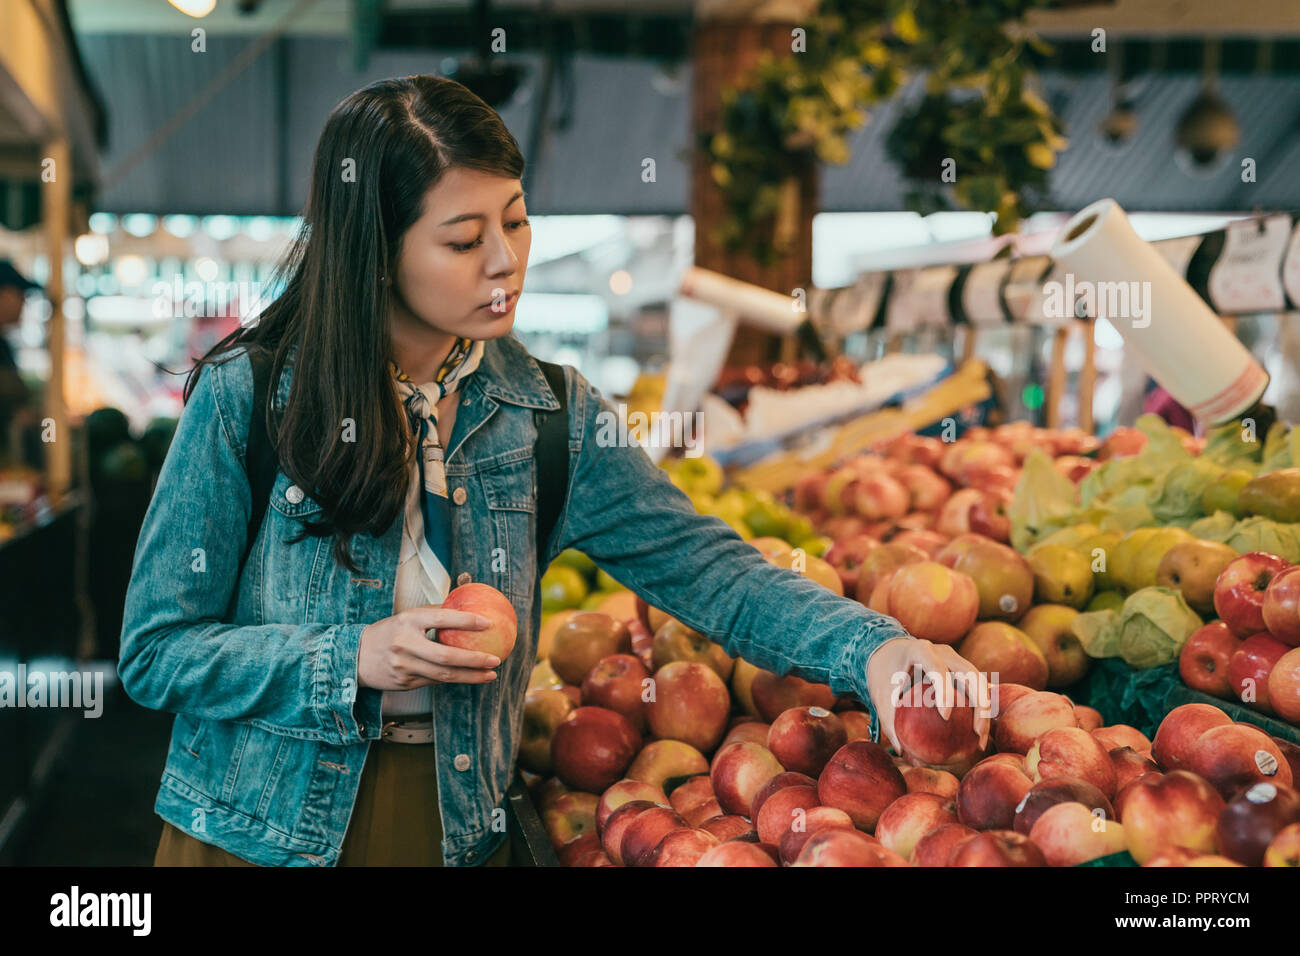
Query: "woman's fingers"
934 645 993 749
400 604 491 633
403 632 500 671
400 658 499 686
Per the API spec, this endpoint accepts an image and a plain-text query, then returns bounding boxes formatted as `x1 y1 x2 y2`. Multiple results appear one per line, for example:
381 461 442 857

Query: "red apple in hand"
894 681 989 775
1214 552 1291 639
1228 634 1290 714
438 582 518 659
1179 622 1242 699
1263 566 1300 647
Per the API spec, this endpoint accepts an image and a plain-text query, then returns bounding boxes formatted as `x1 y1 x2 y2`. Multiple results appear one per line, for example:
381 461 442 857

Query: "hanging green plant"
701 0 1068 262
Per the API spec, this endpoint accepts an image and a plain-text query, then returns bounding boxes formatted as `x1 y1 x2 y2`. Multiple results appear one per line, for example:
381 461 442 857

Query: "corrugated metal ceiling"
74 33 1300 217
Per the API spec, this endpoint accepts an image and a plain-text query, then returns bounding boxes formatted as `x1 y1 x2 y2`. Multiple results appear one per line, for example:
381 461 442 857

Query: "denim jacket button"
466 849 478 862
453 753 471 771
451 486 467 505
285 484 305 504
456 572 472 586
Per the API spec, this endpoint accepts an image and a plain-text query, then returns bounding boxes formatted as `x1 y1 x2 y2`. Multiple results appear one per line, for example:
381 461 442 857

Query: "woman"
120 75 987 868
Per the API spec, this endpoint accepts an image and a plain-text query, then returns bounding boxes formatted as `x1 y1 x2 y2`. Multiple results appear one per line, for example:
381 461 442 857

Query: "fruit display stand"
505 774 561 866
729 357 997 495
1078 657 1300 748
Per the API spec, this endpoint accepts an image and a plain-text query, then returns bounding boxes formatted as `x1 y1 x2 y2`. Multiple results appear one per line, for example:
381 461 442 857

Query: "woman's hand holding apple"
866 636 992 758
358 605 501 689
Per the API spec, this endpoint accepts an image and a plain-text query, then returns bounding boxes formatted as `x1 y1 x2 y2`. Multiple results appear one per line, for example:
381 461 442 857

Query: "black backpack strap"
533 359 570 569
242 346 278 571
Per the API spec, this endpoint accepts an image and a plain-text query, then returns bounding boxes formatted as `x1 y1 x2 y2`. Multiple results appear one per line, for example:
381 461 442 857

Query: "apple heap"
530 637 1300 866
525 429 1300 866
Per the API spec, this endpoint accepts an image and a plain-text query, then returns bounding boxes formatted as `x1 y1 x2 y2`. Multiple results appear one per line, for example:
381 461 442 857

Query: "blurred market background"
3 0 1300 864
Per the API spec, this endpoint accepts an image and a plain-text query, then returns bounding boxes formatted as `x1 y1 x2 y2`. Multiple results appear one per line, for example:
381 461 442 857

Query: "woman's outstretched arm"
548 368 991 748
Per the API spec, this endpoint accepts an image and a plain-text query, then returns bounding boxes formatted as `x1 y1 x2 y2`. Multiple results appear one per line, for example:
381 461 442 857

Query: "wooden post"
1078 319 1096 433
42 136 71 499
1045 324 1070 429
692 15 816 371
960 326 978 365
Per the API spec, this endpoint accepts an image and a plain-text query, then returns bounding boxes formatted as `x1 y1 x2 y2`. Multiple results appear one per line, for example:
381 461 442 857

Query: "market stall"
520 200 1300 868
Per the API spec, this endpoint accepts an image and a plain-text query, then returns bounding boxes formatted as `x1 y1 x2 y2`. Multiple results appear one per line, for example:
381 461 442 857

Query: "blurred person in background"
0 260 39 467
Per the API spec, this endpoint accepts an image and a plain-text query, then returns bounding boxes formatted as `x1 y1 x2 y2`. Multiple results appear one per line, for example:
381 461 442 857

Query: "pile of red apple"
1180 551 1300 724
524 599 1300 866
793 422 1140 601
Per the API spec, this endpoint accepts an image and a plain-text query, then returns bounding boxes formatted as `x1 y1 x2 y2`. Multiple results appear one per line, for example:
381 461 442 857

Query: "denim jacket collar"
472 332 561 411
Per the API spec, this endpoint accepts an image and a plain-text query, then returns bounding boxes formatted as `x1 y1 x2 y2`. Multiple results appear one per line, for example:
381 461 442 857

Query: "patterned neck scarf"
390 336 486 587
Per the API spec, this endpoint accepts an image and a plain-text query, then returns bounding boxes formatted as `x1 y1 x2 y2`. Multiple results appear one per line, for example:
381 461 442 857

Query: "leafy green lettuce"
1224 516 1300 563
1009 449 1079 552
1146 457 1227 524
1071 586 1202 670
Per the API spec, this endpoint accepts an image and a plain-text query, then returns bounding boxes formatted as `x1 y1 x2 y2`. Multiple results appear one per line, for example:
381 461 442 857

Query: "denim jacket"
118 332 909 866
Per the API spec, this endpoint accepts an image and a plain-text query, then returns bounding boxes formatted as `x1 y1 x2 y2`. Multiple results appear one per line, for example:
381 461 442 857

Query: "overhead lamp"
168 0 218 17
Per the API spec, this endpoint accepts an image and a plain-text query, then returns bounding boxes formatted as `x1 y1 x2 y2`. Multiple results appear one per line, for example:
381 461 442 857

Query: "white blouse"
379 431 452 719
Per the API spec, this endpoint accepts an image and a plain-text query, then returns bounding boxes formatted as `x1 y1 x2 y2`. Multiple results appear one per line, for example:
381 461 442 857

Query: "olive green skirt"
153 739 512 867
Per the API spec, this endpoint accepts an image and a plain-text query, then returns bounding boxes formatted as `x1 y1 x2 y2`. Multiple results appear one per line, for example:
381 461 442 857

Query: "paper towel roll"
1051 199 1268 424
679 267 804 334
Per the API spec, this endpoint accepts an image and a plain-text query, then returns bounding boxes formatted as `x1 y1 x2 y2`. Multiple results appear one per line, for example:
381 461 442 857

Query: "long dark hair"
185 75 525 574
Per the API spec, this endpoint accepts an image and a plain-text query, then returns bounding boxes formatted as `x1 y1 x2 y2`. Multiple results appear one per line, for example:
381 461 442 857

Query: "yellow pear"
1026 544 1095 609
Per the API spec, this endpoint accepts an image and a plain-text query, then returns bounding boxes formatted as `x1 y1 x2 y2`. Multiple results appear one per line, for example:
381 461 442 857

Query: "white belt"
380 716 434 744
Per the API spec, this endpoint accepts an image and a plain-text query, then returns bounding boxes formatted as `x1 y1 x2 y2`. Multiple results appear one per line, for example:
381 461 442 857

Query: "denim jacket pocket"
258 470 329 622
475 450 535 604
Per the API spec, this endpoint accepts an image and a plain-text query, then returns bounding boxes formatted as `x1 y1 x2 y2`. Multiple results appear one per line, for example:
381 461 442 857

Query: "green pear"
1026 544 1095 610
1155 539 1239 615
1131 527 1194 592
1085 590 1125 613
540 565 588 612
1201 469 1253 518
553 548 597 578
1238 468 1300 522
1077 530 1123 592
1108 527 1161 594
